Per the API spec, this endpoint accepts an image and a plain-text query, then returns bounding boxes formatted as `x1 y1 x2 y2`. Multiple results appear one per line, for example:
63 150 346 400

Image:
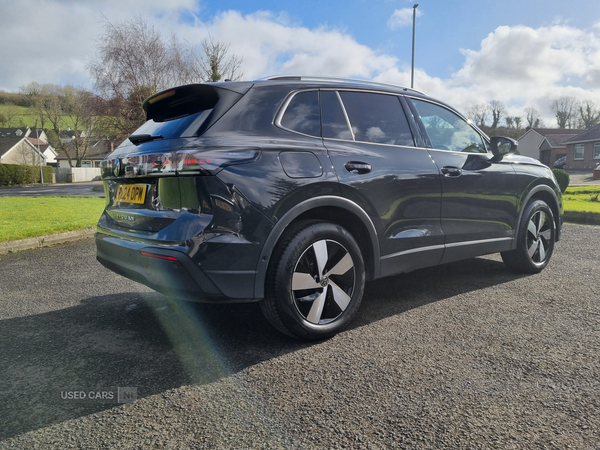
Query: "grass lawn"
0 104 79 130
0 197 106 243
0 184 597 245
563 186 600 214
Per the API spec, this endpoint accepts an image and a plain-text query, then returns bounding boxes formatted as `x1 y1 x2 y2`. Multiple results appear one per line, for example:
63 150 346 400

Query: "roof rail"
260 75 425 95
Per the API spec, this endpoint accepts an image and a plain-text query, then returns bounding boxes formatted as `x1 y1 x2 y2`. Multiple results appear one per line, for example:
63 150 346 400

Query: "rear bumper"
95 232 258 302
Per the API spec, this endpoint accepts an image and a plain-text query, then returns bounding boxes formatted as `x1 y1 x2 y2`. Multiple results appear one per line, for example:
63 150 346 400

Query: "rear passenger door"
321 90 444 277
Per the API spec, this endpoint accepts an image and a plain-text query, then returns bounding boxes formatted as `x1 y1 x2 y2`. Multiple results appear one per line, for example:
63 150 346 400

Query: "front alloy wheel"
525 209 552 264
502 199 555 273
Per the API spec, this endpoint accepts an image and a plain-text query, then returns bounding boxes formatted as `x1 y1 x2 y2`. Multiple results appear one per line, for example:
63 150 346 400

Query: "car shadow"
0 256 523 440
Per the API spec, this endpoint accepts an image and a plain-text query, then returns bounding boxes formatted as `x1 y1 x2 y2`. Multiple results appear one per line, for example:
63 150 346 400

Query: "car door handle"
441 166 462 177
345 162 372 174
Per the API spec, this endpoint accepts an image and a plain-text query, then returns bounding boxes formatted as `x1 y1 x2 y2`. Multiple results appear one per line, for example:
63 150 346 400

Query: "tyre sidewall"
517 200 555 272
270 223 365 340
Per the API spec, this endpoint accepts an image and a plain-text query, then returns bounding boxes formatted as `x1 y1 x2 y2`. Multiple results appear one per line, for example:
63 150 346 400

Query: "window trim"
594 142 600 160
275 88 419 148
574 143 585 160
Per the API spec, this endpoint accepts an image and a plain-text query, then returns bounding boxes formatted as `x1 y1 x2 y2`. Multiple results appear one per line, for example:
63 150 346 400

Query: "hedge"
552 168 570 193
0 163 53 185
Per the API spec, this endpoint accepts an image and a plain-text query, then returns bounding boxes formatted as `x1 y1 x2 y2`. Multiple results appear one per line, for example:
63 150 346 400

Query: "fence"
54 167 102 183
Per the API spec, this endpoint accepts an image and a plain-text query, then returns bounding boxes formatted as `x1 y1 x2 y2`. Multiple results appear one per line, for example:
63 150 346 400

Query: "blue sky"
193 0 600 81
1 0 600 125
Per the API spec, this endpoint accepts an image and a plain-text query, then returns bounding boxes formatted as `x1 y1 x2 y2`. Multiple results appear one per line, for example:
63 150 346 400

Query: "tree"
468 103 489 127
524 107 540 129
193 35 244 82
577 100 600 129
551 96 578 128
25 83 99 167
87 17 243 137
505 116 514 128
489 100 506 129
513 116 522 130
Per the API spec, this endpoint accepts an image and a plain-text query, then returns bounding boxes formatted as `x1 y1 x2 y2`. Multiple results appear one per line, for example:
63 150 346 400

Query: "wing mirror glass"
490 136 517 161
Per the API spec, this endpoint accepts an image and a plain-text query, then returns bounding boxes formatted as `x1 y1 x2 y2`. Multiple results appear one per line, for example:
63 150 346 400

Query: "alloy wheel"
291 239 356 325
526 210 552 264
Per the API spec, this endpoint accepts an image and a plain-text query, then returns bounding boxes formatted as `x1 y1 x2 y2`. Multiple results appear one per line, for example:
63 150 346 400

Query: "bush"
552 168 570 193
0 163 53 185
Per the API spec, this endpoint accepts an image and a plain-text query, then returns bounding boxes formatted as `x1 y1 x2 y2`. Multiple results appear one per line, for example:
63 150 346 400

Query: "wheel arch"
253 196 380 298
514 184 562 248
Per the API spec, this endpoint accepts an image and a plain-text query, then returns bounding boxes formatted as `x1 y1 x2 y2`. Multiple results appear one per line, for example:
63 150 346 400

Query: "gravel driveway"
0 223 598 449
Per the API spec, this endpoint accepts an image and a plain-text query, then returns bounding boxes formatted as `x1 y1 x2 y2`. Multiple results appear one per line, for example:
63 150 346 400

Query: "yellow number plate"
115 184 147 204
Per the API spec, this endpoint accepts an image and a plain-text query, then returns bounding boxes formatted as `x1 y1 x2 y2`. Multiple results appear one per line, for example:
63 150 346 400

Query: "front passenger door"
408 98 518 263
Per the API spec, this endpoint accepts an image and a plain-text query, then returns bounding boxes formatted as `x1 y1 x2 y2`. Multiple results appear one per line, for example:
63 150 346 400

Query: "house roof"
55 139 122 160
544 133 581 147
534 127 585 135
0 137 24 157
0 127 30 138
562 123 600 144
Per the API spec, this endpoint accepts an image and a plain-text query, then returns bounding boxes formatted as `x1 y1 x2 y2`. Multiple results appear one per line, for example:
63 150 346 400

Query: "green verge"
1 185 599 245
0 197 106 243
563 186 600 225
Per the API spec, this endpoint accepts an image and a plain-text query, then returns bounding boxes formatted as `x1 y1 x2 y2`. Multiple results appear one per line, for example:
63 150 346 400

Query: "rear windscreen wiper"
129 134 164 145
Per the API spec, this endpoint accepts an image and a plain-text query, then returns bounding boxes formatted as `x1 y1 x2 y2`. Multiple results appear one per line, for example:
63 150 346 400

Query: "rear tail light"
177 149 260 174
101 148 260 178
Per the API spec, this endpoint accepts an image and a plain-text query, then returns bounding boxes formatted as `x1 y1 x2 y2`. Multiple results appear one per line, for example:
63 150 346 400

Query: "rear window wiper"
129 134 164 145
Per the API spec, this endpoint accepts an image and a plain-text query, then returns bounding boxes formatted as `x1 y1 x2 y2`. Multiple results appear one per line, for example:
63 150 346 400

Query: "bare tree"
551 96 578 128
87 17 244 137
489 100 506 129
578 100 600 129
524 107 540 129
25 84 99 167
513 116 522 130
468 103 489 128
191 35 244 82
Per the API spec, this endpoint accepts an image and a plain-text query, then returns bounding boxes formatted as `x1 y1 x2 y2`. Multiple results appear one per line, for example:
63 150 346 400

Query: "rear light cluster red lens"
101 149 260 178
140 251 178 261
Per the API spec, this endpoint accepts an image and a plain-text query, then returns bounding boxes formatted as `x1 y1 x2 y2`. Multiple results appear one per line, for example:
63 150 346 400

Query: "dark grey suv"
96 76 563 340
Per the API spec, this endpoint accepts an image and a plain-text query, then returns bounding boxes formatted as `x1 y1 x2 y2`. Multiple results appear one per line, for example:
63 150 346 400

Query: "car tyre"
501 199 555 273
260 221 365 340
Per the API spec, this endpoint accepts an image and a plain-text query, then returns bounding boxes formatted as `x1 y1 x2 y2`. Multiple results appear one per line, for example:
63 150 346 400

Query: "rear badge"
114 158 121 177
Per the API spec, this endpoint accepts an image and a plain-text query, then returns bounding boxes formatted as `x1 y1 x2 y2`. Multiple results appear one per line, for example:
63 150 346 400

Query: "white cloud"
387 7 422 30
2 2 600 128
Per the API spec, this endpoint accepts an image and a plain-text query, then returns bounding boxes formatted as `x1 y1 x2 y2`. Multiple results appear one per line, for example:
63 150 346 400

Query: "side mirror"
490 136 517 161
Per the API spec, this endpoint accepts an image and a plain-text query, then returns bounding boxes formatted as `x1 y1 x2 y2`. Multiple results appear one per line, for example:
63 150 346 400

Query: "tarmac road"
0 182 104 197
0 224 599 449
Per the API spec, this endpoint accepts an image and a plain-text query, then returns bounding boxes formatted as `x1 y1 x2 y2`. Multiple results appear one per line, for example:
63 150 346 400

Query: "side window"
411 99 487 153
321 90 353 140
338 91 415 146
280 91 321 137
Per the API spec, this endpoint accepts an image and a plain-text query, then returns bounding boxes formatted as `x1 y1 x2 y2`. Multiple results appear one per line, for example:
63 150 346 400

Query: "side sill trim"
381 245 445 260
380 237 512 261
445 237 513 248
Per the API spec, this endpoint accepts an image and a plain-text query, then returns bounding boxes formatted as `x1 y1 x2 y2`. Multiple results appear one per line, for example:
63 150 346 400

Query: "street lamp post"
36 128 44 184
411 4 419 89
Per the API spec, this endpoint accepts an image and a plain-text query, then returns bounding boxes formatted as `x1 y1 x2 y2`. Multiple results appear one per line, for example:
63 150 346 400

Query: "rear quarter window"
280 90 321 137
